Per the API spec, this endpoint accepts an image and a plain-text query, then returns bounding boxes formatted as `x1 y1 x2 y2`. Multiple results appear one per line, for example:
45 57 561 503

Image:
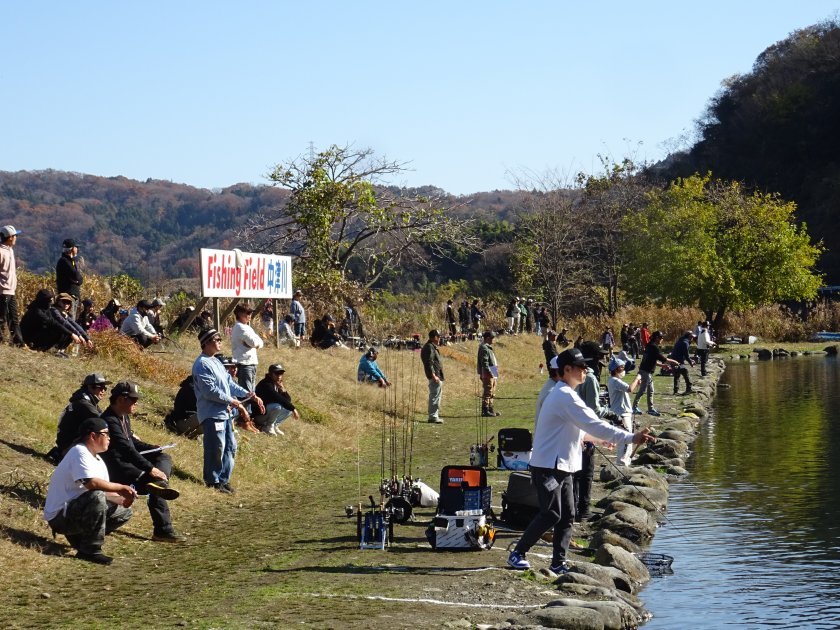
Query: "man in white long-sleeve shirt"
507 347 654 575
231 303 264 411
120 299 160 348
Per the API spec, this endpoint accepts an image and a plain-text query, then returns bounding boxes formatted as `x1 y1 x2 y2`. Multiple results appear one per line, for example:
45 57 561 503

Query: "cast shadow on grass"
0 483 45 510
170 465 203 484
0 438 52 463
260 563 484 575
0 525 67 556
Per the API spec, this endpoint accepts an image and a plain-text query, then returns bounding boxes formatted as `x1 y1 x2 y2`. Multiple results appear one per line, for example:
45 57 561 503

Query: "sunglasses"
96 430 110 436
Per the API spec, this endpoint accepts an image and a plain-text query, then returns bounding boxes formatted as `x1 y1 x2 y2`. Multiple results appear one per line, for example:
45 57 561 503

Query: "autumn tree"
622 174 823 330
240 145 480 291
576 158 651 316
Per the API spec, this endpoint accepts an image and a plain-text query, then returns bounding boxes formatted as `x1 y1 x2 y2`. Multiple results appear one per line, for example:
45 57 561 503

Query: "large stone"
596 485 668 513
594 543 651 585
648 438 689 456
596 502 657 543
682 405 707 418
589 528 641 555
665 465 689 476
657 428 692 442
755 348 772 360
632 450 668 466
554 572 609 589
568 563 635 594
523 605 605 629
555 582 618 600
660 418 696 432
545 599 631 630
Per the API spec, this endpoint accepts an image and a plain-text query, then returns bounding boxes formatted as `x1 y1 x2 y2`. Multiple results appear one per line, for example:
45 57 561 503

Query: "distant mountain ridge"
0 169 523 286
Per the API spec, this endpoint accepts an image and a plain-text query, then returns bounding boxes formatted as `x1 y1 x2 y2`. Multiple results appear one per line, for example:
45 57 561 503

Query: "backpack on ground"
496 428 532 470
500 471 540 530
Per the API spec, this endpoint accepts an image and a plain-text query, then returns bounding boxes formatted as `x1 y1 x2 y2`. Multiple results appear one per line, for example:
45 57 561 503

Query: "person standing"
669 331 696 395
290 290 306 338
632 330 679 416
101 382 184 543
607 357 642 466
231 303 264 410
193 328 264 493
477 331 500 417
0 225 23 346
542 330 559 366
445 300 457 337
55 238 83 319
506 348 654 574
696 321 716 377
43 417 136 565
420 329 444 424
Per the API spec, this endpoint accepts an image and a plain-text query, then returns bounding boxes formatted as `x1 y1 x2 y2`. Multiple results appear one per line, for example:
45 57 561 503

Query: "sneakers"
275 428 285 436
507 551 530 570
647 408 661 417
152 530 186 543
632 406 642 414
548 560 571 575
76 551 113 565
428 417 443 424
267 424 278 436
482 411 501 417
208 482 235 494
146 482 180 501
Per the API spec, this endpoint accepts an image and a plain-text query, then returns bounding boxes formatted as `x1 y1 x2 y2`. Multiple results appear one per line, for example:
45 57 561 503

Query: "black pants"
697 349 709 376
573 442 595 520
514 467 575 566
0 294 23 346
133 452 175 534
49 490 132 553
673 366 691 393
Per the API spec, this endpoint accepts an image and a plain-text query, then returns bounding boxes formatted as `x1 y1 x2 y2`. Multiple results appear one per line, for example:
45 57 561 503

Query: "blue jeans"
253 403 292 431
202 415 237 486
428 380 443 421
237 364 257 413
294 322 306 338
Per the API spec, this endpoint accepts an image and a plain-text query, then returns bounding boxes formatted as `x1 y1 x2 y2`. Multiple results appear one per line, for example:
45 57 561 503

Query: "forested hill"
654 19 840 283
0 170 523 285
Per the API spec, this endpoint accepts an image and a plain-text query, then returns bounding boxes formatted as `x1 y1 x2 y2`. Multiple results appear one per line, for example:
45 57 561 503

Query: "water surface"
643 356 840 628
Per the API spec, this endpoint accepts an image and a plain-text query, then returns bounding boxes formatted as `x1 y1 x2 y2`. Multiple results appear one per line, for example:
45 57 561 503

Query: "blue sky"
1 2 838 195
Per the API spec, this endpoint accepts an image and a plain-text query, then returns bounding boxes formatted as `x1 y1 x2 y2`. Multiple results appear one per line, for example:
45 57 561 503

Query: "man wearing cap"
290 290 306 338
607 357 642 466
101 381 184 543
575 340 620 522
120 299 161 348
421 330 445 424
669 330 696 395
632 330 680 416
20 289 90 354
193 328 264 492
51 373 113 462
477 331 500 416
43 417 137 565
231 303 264 409
696 321 716 377
253 364 300 436
55 238 83 319
507 348 655 574
357 347 390 387
0 225 24 347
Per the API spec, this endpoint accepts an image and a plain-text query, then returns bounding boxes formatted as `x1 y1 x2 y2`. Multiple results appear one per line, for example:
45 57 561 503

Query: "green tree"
242 145 480 289
622 174 823 330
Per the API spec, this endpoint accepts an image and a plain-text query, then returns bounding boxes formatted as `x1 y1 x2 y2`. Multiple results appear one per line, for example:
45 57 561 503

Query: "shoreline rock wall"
498 357 727 630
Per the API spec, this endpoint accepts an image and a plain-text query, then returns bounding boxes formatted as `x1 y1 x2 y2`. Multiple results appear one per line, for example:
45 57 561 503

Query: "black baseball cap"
82 373 112 387
77 417 108 438
112 381 142 399
556 348 588 370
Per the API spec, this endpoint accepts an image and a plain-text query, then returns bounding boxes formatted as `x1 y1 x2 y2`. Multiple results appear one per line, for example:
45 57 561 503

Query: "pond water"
642 356 840 629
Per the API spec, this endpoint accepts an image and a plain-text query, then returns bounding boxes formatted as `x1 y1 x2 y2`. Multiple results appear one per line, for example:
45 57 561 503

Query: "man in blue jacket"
193 328 264 493
357 347 390 387
669 331 696 395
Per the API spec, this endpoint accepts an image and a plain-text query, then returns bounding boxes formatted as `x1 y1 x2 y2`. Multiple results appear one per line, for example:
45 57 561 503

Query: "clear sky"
1 2 838 195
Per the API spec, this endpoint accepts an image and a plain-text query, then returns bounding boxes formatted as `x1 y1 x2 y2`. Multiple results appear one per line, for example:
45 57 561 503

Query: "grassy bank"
0 335 830 628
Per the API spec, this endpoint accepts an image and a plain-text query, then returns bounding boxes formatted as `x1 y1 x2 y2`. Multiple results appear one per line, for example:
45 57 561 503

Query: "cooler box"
428 513 495 550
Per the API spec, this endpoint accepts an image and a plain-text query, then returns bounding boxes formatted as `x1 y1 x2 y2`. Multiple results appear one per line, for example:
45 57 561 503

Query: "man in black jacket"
51 373 112 463
101 381 184 543
55 238 83 319
420 329 444 424
253 364 299 436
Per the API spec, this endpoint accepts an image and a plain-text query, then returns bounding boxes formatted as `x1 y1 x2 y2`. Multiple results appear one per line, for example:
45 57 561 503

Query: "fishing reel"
469 438 495 467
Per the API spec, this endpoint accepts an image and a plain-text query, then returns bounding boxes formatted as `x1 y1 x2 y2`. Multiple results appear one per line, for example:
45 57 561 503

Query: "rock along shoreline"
480 356 728 630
